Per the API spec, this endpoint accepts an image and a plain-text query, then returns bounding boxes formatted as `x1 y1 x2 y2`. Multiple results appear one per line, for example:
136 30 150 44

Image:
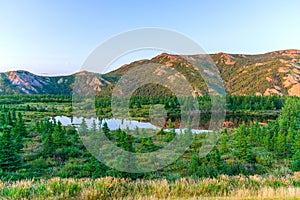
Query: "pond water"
53 116 211 134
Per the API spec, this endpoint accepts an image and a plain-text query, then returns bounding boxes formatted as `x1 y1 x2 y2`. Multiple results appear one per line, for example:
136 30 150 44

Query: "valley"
0 50 299 199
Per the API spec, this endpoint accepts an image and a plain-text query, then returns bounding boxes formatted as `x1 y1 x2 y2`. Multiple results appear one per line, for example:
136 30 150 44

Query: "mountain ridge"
1 49 300 96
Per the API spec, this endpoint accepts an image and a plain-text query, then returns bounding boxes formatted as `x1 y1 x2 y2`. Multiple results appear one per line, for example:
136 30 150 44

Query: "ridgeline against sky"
0 0 300 75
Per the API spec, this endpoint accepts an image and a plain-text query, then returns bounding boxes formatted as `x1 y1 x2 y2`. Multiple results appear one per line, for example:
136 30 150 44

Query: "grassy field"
1 174 300 199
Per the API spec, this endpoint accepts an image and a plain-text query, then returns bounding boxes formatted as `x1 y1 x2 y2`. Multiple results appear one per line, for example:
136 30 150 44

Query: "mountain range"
1 49 300 96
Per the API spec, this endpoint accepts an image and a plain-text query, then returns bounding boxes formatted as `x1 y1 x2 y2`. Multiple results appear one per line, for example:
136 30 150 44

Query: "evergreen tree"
140 137 155 152
79 118 88 132
66 125 80 146
276 131 286 158
91 119 97 133
208 147 223 170
234 123 250 161
190 153 200 173
102 122 109 134
292 150 300 171
11 109 16 121
102 122 112 140
0 126 21 171
286 127 294 158
0 113 5 126
219 129 228 154
17 112 27 137
42 129 55 157
53 121 67 148
293 131 300 155
7 112 13 126
12 113 27 152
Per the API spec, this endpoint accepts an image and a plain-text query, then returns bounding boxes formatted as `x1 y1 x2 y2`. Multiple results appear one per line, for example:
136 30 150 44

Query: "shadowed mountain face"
1 49 300 96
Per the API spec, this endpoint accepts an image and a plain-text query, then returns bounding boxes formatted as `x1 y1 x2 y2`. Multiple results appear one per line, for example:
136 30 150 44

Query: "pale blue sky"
0 0 300 75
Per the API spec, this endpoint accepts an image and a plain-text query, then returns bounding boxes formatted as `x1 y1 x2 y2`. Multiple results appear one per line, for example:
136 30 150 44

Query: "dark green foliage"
0 126 22 171
292 151 300 171
53 121 67 148
234 123 251 161
0 111 27 172
42 125 55 157
0 94 299 181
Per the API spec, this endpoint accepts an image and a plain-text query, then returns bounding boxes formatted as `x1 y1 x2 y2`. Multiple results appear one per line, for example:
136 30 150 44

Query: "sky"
0 0 300 75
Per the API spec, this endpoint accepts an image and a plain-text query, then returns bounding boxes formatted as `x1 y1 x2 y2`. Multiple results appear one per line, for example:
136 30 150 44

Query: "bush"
292 160 300 171
272 167 293 177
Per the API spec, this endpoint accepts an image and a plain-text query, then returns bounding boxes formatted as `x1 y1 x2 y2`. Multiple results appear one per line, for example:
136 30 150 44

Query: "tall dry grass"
0 173 300 199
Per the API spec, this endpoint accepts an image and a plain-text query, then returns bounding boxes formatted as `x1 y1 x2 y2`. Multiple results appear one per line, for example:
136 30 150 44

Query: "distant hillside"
210 49 300 96
0 49 299 96
0 70 73 95
0 71 117 96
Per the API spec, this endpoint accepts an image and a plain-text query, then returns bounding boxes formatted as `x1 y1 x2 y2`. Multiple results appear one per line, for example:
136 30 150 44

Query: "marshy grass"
1 174 300 199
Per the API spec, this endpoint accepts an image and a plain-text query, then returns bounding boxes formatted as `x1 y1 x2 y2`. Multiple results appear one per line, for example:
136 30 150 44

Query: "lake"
53 116 211 134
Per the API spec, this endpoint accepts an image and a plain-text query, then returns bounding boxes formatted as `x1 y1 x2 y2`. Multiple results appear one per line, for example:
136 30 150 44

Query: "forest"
0 94 299 199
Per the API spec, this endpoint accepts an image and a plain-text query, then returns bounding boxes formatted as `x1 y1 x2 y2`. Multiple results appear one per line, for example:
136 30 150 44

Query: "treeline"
93 95 284 120
0 94 285 112
0 95 71 105
226 95 284 111
0 94 284 116
95 95 285 113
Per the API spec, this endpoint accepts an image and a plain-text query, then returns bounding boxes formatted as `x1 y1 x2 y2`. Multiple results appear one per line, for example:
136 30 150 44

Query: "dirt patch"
222 54 236 65
266 77 273 82
283 74 298 87
274 86 281 91
154 66 167 76
278 67 289 73
255 63 264 67
167 75 175 83
164 55 182 67
223 121 234 128
279 59 291 67
88 77 103 91
100 77 111 85
288 84 300 96
175 73 186 79
264 88 283 96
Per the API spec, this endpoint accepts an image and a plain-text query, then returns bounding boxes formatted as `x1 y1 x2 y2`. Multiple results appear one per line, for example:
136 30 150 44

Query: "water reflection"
53 116 211 134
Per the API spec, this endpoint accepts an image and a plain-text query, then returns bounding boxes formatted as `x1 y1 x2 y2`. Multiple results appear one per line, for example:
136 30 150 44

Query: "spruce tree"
293 131 300 155
208 147 223 170
16 112 27 137
0 126 21 171
190 153 200 173
42 129 55 157
219 129 228 154
53 121 66 148
276 131 286 158
286 127 294 158
292 150 300 171
234 123 250 161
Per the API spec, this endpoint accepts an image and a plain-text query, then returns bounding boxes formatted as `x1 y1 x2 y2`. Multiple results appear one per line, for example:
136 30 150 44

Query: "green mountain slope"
0 49 299 96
